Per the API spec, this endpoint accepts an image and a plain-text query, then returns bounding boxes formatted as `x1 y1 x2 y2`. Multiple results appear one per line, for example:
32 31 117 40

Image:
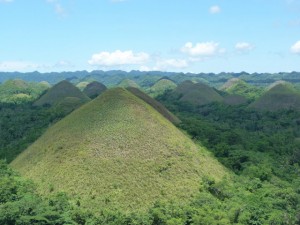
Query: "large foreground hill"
11 88 227 212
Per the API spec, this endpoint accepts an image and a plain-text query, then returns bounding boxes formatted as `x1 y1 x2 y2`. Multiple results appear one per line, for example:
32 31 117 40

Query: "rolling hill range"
0 79 49 103
34 80 90 112
221 78 263 100
175 81 223 106
11 88 228 212
83 81 107 99
250 82 300 111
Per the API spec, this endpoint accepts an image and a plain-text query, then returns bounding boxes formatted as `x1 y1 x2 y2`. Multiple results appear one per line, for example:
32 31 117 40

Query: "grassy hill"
175 81 223 106
76 81 90 91
83 81 107 99
0 79 49 103
250 82 300 111
11 88 228 213
221 78 263 101
148 78 177 97
127 87 180 124
34 80 90 111
118 78 140 88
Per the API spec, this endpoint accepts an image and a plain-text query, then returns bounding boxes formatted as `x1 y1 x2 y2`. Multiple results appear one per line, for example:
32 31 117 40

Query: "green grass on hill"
83 81 107 99
34 80 90 109
118 78 140 88
250 83 300 111
11 88 228 213
127 87 180 124
76 81 90 91
147 78 177 97
177 82 223 106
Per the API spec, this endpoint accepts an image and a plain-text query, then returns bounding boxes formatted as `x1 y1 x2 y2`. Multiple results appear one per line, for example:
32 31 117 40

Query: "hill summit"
175 81 223 106
83 81 107 99
12 88 227 212
34 80 90 111
250 82 300 111
148 78 177 97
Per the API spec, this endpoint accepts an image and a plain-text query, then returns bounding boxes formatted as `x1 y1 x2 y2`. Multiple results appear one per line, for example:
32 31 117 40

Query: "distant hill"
11 88 228 212
221 78 263 101
127 87 180 124
1 71 300 88
0 79 49 103
118 79 140 88
76 81 90 91
34 80 90 112
250 82 300 111
83 81 107 99
266 80 291 91
174 81 223 106
148 78 177 97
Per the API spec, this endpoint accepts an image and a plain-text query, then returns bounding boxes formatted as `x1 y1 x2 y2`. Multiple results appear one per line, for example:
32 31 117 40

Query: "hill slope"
127 87 180 124
83 81 107 99
11 88 227 212
148 78 177 97
176 81 223 106
34 80 90 107
118 78 140 88
250 83 300 111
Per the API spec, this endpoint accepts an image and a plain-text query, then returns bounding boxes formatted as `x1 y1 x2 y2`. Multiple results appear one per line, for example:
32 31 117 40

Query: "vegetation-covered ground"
1 78 300 224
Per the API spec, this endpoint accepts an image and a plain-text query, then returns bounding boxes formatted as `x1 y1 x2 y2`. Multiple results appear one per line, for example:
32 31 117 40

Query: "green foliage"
147 79 177 97
0 79 49 104
0 102 66 162
222 78 263 101
157 92 300 223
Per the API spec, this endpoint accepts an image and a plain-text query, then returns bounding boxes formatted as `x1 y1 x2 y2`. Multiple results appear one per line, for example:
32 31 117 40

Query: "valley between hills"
1 71 300 224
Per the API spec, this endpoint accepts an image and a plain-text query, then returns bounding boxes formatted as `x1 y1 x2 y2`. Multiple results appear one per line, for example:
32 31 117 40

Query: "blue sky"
0 0 300 73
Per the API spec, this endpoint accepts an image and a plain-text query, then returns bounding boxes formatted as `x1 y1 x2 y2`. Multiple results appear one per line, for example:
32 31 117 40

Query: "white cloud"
291 40 300 54
235 42 254 52
0 0 13 3
88 50 150 66
210 5 221 14
156 59 188 70
181 42 224 57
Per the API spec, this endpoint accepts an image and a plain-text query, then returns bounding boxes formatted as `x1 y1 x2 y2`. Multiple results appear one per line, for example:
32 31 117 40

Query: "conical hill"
34 80 90 108
83 81 107 99
250 82 300 111
175 81 223 106
148 78 177 97
118 78 140 88
11 88 227 212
